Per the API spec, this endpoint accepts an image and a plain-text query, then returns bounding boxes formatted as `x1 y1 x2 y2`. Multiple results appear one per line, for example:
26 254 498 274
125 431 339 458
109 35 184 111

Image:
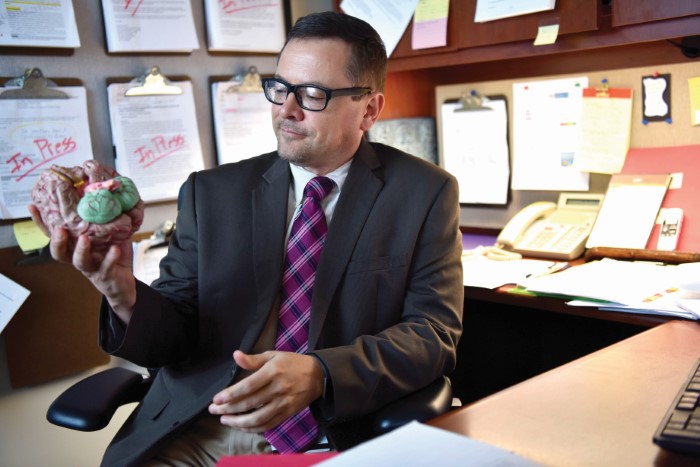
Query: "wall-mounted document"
440 96 509 204
101 0 199 52
204 0 285 52
340 0 420 58
474 0 555 23
0 0 80 48
212 81 277 165
511 76 589 191
107 80 205 203
575 86 633 175
0 86 93 219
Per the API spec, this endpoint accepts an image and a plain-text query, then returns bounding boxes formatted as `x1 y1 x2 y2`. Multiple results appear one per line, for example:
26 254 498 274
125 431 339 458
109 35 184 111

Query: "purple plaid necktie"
264 176 335 453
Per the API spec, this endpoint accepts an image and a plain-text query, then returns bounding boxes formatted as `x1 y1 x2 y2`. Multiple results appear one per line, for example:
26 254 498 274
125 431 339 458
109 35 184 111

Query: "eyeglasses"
261 77 372 111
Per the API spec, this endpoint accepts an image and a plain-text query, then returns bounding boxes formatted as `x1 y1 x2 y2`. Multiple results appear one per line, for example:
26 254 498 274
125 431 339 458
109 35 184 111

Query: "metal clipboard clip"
124 66 183 97
225 66 263 93
0 68 69 100
455 90 492 112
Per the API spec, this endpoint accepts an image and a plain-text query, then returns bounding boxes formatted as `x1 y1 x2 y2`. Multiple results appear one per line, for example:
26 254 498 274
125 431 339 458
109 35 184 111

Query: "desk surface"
431 320 700 467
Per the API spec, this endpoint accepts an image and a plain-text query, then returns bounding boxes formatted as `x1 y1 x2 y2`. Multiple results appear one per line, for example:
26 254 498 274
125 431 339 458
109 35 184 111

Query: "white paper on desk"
107 81 205 203
212 82 277 165
203 0 285 52
101 0 199 52
474 0 555 23
0 273 30 334
462 254 557 289
133 239 168 285
0 0 80 47
317 421 539 467
441 98 509 204
569 287 700 321
511 77 589 191
0 86 93 219
340 0 420 58
523 258 680 305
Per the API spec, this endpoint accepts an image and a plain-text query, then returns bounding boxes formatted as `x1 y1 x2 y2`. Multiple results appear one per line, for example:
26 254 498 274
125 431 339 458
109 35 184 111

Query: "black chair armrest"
46 367 151 432
326 376 454 450
373 375 453 434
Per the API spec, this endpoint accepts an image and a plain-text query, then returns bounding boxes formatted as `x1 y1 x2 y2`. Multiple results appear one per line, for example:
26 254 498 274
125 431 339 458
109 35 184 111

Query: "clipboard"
0 70 91 221
107 68 204 203
211 66 277 166
439 92 510 206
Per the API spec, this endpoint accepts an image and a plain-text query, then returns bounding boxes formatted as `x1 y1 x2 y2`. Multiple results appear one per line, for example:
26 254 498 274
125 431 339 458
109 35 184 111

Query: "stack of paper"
522 259 700 320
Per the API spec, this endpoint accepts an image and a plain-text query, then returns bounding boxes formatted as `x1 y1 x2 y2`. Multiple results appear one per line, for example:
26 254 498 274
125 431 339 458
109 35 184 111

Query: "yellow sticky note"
534 24 559 46
688 76 700 126
13 220 49 252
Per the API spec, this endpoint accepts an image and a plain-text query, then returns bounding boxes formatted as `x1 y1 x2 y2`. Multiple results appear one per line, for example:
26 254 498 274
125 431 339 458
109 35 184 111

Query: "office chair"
46 367 454 451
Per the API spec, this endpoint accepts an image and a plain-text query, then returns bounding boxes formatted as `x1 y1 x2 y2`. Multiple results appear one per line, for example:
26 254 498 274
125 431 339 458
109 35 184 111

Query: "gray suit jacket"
98 140 463 466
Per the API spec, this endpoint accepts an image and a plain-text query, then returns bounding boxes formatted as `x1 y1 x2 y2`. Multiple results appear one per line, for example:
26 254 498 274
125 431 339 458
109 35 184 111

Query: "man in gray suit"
32 11 463 466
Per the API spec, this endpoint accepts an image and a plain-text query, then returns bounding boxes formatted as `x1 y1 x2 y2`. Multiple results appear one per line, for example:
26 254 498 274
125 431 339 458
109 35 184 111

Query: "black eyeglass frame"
261 77 372 111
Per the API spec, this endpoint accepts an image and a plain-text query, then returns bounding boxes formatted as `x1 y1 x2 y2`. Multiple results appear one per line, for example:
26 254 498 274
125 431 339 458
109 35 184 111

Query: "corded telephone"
496 193 605 260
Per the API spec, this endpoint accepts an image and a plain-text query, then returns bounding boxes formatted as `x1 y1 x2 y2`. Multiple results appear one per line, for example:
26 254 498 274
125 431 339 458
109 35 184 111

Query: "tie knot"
304 176 334 201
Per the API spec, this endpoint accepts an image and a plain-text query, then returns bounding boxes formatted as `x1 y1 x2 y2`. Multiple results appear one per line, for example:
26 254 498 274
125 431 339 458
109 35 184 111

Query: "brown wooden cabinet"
336 0 700 119
612 0 700 27
390 0 598 59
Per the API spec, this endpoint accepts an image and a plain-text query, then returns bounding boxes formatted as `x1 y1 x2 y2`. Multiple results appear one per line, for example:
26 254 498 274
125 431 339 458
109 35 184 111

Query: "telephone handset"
496 193 605 261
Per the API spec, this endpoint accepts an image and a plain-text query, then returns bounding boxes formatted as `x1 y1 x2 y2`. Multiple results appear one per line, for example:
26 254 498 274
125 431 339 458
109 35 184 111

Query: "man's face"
271 38 381 174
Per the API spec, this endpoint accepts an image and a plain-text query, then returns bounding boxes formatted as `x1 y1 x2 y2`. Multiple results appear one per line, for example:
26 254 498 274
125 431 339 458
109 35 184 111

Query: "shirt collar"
289 160 352 204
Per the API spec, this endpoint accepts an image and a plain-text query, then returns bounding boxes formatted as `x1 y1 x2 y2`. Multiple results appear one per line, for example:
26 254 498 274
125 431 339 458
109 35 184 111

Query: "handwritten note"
101 0 199 52
107 81 205 202
0 86 94 219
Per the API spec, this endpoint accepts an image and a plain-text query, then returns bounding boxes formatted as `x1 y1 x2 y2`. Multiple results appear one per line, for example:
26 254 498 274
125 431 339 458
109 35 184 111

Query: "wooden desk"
465 284 673 328
432 320 700 467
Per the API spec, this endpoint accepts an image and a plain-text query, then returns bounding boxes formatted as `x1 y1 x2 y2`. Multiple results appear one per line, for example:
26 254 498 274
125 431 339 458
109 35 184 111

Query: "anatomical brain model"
31 160 145 252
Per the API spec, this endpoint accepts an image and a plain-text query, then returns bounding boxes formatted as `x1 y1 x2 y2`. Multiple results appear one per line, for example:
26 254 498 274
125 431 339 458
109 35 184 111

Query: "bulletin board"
436 62 700 230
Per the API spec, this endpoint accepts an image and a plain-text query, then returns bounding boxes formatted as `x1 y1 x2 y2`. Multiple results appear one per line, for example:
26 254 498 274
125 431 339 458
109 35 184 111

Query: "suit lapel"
309 141 383 348
241 157 290 352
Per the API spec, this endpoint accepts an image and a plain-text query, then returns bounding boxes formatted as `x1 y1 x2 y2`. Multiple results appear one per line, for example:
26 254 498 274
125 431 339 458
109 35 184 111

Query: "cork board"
437 62 700 229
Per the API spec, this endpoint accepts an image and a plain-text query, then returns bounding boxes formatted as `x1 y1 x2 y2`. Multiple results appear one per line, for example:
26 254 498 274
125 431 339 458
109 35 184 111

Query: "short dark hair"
283 11 387 92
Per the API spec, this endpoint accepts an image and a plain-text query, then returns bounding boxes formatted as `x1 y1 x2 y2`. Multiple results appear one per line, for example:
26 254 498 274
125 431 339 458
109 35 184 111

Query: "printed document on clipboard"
440 94 509 205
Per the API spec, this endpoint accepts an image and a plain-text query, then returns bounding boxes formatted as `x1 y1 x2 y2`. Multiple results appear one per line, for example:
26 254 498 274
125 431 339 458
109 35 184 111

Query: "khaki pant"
142 413 273 466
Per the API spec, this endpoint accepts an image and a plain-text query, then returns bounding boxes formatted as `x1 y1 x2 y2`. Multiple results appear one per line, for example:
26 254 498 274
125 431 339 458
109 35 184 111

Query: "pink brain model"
31 160 145 252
